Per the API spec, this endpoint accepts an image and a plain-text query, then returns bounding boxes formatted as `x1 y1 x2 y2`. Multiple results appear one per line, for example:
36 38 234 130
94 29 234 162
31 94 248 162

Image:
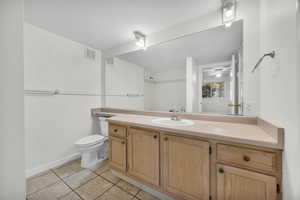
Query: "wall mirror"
105 20 243 115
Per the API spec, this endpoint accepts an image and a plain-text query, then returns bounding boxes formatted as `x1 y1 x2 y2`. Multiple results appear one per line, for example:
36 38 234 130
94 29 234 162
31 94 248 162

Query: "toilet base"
79 141 108 169
82 157 107 169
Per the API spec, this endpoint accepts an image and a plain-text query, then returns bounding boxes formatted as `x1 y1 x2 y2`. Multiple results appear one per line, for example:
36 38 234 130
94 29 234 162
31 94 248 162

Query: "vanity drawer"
217 144 277 173
109 124 127 138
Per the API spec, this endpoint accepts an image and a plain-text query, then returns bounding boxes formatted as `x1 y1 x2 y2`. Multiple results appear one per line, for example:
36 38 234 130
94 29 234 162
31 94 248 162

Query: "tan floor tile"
27 181 71 200
75 176 113 200
116 180 140 196
136 190 161 200
26 170 60 195
59 192 81 200
92 160 110 175
53 159 84 179
95 186 133 200
63 169 97 189
100 170 120 184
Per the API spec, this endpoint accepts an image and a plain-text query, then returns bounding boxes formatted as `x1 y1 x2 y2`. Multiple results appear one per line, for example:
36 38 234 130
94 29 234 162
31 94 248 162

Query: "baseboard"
26 153 81 178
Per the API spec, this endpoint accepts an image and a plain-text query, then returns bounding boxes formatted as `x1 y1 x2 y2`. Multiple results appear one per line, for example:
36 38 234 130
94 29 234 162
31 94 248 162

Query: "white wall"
144 68 186 112
259 0 300 199
24 23 102 176
105 58 144 110
0 0 25 199
104 0 261 116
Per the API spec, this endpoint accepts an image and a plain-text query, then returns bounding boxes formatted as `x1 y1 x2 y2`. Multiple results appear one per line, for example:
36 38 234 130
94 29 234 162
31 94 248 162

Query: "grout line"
96 169 142 199
26 173 62 197
52 167 98 187
114 181 142 198
27 160 149 200
98 170 121 185
90 169 129 200
58 191 78 200
53 165 115 200
92 169 110 177
100 176 120 185
26 181 61 197
54 169 85 180
51 169 86 200
92 184 115 200
133 190 141 199
91 171 117 199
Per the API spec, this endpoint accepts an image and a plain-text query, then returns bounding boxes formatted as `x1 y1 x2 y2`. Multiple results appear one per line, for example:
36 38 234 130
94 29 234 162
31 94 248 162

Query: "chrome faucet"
170 110 181 121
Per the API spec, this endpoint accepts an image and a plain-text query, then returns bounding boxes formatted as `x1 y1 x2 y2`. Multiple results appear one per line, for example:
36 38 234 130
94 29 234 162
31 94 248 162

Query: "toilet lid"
75 135 105 147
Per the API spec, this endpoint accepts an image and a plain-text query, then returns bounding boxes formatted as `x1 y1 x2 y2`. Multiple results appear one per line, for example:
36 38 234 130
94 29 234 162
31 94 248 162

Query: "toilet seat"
75 135 106 147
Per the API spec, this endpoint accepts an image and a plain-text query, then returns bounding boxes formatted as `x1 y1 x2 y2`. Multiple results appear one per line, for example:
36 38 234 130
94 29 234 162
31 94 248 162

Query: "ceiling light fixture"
216 73 222 78
222 0 236 28
133 31 147 50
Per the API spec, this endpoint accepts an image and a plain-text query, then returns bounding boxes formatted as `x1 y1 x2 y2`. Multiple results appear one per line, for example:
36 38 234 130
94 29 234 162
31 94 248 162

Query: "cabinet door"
161 134 210 200
127 128 160 186
109 136 126 172
217 164 277 200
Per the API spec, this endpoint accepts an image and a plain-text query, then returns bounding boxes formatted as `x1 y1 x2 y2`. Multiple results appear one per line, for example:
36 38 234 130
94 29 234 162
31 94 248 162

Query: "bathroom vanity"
98 109 283 200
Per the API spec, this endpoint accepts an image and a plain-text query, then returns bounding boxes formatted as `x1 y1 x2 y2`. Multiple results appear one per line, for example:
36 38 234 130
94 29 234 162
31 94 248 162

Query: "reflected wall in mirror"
105 20 243 115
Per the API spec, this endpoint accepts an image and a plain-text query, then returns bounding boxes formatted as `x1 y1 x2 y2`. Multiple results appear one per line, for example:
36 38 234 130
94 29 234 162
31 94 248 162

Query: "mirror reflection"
105 20 243 115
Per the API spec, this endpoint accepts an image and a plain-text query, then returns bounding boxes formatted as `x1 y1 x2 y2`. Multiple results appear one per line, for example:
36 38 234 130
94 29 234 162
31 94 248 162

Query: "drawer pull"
164 137 168 141
114 129 118 133
243 155 251 162
153 135 158 139
219 168 224 174
121 141 125 144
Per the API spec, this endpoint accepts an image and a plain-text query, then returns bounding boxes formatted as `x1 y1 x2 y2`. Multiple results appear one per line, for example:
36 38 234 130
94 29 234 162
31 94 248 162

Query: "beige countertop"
95 111 284 150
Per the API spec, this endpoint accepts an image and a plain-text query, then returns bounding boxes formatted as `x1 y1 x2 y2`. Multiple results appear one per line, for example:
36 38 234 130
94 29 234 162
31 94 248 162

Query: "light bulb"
134 31 147 50
225 22 232 28
136 38 145 47
225 9 233 18
222 0 236 28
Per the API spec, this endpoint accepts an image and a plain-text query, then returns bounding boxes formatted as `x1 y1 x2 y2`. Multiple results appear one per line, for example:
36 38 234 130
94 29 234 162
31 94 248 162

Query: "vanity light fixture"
222 0 236 28
134 31 147 50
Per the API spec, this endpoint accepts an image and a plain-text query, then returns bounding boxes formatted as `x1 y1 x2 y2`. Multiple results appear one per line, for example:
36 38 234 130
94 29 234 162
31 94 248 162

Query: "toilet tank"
97 117 110 137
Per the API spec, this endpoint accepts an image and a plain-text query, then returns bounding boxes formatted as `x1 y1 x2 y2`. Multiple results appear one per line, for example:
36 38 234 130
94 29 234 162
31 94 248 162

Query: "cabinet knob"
153 135 158 139
219 168 224 174
114 129 118 133
121 141 125 144
243 155 251 162
164 137 168 141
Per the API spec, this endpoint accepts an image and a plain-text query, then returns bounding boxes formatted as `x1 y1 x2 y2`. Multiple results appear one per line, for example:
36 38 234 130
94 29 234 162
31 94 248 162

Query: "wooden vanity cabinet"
108 123 282 200
161 134 210 200
216 164 277 200
109 136 127 172
217 144 277 174
109 124 127 138
127 127 160 186
215 144 280 200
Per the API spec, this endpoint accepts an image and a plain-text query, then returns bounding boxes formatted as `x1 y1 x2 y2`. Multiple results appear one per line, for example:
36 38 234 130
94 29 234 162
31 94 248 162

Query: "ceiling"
118 20 243 73
24 0 221 50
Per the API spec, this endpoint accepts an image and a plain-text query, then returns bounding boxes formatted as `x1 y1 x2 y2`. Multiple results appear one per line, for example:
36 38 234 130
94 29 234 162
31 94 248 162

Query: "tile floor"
26 159 161 200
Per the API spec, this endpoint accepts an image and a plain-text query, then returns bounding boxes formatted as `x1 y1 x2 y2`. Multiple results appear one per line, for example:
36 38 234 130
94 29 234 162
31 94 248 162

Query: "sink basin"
152 118 194 126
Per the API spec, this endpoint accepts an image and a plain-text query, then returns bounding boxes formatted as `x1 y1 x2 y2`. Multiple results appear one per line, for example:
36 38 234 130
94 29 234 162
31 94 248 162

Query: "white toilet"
75 116 109 168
